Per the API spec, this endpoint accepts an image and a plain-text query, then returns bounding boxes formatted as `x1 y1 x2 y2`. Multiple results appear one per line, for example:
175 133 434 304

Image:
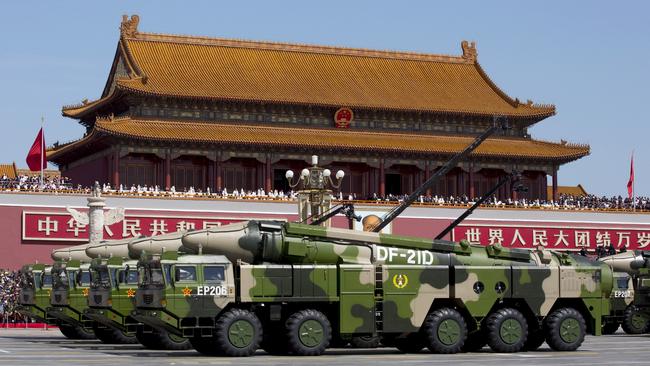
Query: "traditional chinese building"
49 15 589 200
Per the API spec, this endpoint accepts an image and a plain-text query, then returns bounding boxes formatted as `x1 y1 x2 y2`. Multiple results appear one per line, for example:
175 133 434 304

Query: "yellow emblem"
182 287 192 297
392 274 409 289
126 288 136 298
82 288 89 297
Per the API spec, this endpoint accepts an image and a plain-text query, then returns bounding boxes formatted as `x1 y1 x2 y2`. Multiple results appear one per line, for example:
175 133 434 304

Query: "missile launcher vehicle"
601 272 634 334
83 233 193 349
130 220 614 357
45 259 96 339
599 251 650 333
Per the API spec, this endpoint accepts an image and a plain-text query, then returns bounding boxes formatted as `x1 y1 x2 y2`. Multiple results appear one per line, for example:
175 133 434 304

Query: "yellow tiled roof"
52 116 587 162
548 184 588 197
63 15 555 119
0 163 17 179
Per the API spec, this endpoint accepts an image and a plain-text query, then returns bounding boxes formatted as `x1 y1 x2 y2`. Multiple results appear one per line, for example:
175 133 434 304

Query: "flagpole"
632 150 636 212
40 116 44 190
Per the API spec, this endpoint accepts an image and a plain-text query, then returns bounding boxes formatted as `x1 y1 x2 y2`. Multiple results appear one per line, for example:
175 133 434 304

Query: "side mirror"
75 271 82 286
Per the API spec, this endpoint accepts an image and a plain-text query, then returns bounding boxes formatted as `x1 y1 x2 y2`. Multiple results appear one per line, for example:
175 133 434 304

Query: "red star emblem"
82 288 89 297
182 287 192 297
126 288 136 298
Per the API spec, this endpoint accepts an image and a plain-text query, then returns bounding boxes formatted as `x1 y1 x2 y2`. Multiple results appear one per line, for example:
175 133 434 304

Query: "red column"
424 161 431 197
216 154 223 191
552 166 558 202
379 159 385 197
265 155 272 192
112 150 120 188
512 172 518 201
164 151 171 190
468 166 475 199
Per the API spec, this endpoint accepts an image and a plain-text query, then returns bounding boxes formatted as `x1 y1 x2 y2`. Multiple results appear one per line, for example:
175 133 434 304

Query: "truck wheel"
602 322 620 335
214 308 262 356
523 329 546 351
394 334 425 353
462 330 486 352
59 324 96 340
136 327 191 350
622 306 650 334
350 336 380 348
486 308 528 353
285 309 331 356
92 323 138 344
544 308 586 351
190 337 221 356
422 307 467 354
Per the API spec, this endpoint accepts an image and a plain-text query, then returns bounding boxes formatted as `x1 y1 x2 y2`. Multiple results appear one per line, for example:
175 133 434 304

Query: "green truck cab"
84 257 139 344
16 264 51 324
46 260 95 339
130 221 614 357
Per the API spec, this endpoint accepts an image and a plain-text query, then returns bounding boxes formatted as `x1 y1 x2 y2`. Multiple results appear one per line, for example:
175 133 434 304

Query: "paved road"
1 328 649 366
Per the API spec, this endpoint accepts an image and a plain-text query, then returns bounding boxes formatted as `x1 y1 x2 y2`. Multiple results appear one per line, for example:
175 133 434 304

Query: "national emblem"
182 287 192 297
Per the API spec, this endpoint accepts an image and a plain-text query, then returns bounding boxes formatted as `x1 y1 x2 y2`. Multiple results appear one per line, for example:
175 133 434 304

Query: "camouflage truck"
83 234 193 349
600 251 650 334
45 260 96 339
601 272 635 334
131 220 614 357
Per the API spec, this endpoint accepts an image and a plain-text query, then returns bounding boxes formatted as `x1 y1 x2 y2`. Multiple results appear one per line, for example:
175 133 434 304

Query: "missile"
599 250 648 274
85 238 133 259
128 230 195 258
51 243 93 262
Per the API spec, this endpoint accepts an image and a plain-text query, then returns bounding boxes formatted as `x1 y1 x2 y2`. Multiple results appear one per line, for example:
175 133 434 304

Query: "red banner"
452 224 650 250
22 211 256 242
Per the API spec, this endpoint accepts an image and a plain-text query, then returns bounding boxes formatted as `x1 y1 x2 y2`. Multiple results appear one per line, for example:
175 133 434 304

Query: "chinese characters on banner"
452 225 650 250
22 211 251 242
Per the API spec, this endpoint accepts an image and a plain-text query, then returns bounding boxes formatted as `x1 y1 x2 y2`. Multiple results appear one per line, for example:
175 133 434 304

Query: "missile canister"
128 230 194 258
51 243 93 262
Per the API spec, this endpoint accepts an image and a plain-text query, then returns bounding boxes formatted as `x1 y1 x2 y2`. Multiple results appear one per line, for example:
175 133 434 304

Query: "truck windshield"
41 274 52 288
90 265 111 289
138 260 164 288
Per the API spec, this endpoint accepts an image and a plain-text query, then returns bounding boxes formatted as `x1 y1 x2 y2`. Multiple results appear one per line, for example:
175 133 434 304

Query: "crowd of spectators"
0 269 24 325
0 174 648 212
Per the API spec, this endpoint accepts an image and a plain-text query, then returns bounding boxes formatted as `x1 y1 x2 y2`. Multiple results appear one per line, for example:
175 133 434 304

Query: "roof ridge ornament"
461 40 477 62
120 14 140 38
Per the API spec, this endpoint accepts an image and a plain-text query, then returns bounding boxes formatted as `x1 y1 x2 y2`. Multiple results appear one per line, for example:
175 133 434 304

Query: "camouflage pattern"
131 219 614 350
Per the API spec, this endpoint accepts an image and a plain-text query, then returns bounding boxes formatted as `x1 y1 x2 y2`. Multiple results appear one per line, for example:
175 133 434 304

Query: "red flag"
627 154 634 199
26 128 47 171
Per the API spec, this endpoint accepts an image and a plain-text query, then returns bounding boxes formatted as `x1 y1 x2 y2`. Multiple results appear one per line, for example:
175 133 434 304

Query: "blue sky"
0 1 648 196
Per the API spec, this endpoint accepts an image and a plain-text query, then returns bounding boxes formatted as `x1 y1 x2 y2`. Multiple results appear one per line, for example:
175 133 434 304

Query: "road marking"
0 349 10 353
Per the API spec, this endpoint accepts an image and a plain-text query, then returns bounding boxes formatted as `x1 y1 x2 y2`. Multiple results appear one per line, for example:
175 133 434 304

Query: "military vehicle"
129 119 614 357
600 251 650 334
601 272 635 334
16 264 49 324
83 234 193 349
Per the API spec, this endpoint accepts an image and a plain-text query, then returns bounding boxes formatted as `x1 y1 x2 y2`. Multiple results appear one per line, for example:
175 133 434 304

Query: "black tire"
486 308 528 353
190 337 221 356
214 308 262 357
524 329 546 351
135 327 192 350
462 330 486 352
422 307 467 354
59 324 96 340
394 334 425 353
285 309 331 356
622 306 650 334
602 322 620 335
92 323 138 344
350 336 380 348
544 308 586 351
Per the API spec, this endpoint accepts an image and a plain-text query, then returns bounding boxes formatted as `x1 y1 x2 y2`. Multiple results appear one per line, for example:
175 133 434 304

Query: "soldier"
608 244 617 256
579 247 587 256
